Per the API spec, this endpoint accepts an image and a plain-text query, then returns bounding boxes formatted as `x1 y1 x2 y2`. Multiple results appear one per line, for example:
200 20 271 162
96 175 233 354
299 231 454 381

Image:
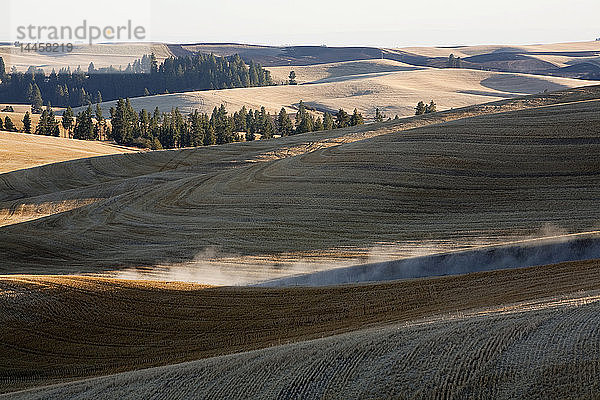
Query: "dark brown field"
2 258 600 393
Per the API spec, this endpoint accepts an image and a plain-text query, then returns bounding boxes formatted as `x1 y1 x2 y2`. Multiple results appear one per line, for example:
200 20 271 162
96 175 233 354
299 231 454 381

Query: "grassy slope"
1 86 600 276
0 131 136 174
0 43 173 73
2 258 600 393
89 65 598 118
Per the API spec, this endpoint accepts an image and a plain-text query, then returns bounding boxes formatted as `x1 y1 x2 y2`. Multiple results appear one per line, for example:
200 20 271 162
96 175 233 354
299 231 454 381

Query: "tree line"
10 99 369 150
107 99 367 149
0 53 274 109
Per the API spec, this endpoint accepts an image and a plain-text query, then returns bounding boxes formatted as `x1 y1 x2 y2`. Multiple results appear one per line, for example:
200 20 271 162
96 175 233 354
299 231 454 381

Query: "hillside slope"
2 258 600 394
0 131 136 174
1 86 600 277
90 67 598 118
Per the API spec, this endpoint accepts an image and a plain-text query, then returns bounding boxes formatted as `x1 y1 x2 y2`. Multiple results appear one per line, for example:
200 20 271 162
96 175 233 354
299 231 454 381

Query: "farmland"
2 37 600 398
2 85 600 277
2 258 600 394
10 291 600 399
0 131 136 174
89 65 597 118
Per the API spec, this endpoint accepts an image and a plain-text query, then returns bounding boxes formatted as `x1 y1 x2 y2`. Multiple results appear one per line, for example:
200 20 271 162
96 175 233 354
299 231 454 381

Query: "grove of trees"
0 53 274 109
415 100 437 115
105 99 364 149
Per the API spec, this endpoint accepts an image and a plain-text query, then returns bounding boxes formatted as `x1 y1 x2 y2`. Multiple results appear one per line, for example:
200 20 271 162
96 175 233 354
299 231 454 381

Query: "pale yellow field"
90 65 598 119
397 40 600 58
0 43 173 72
0 131 136 173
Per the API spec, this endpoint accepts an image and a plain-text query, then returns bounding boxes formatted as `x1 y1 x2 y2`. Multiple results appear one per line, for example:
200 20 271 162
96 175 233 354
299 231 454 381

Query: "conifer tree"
289 70 297 85
335 108 350 128
425 100 437 113
73 106 96 140
22 112 32 133
277 107 293 136
95 104 106 140
323 112 334 130
62 107 74 137
4 116 16 132
30 84 43 114
0 56 5 81
350 108 364 126
415 101 426 115
375 108 385 122
295 100 307 128
314 116 323 131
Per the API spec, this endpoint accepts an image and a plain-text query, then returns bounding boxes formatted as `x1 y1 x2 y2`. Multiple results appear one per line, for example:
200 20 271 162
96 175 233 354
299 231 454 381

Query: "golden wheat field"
2 258 600 395
0 131 136 173
89 65 598 118
2 86 600 277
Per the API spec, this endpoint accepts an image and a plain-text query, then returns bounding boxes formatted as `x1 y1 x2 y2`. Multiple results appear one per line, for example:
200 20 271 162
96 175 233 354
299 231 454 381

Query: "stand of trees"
0 53 274 109
447 54 462 68
415 100 437 115
106 99 364 149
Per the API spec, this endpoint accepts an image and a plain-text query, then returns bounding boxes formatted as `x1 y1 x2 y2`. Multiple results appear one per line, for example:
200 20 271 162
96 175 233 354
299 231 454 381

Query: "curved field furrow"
1 258 600 393
2 87 600 276
8 293 600 400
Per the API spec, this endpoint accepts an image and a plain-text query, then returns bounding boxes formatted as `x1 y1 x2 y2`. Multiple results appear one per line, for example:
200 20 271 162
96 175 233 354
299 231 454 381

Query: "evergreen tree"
296 112 314 134
374 108 385 122
4 116 16 132
415 101 426 115
62 106 74 137
110 98 137 144
94 91 103 104
0 56 5 81
262 109 274 139
73 106 97 140
35 107 59 136
204 124 216 145
47 107 60 136
0 116 3 130
425 100 437 113
22 112 32 133
295 100 307 128
30 84 44 114
95 104 106 140
323 112 334 130
314 116 323 131
212 104 233 144
350 108 364 126
288 70 297 85
335 108 350 128
277 107 293 136
447 54 456 68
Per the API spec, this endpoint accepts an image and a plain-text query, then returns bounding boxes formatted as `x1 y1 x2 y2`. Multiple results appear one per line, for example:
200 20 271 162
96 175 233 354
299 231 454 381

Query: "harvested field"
2 86 600 277
9 291 600 399
89 67 597 118
0 43 172 73
0 131 136 173
2 258 600 393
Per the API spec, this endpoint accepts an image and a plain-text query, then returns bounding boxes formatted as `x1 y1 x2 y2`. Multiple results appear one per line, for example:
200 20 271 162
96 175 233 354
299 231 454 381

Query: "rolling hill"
2 258 600 394
88 65 598 119
2 85 600 279
2 83 600 396
0 131 136 174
